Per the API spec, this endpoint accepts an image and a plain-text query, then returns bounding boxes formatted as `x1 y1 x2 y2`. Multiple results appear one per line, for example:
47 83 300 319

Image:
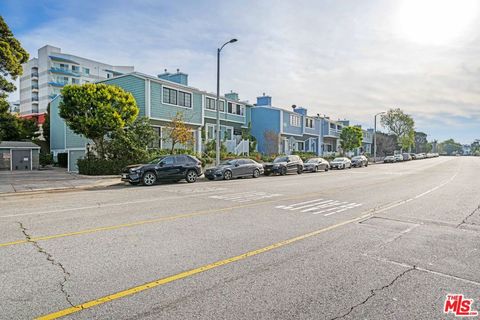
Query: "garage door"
68 150 85 172
12 150 31 170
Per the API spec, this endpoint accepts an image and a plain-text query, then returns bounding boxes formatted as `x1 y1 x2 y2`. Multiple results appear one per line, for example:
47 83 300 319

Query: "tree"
438 139 463 155
376 132 397 156
0 113 39 141
59 83 138 158
381 108 415 151
414 131 428 153
42 103 51 151
263 130 280 156
105 117 157 163
0 16 29 142
163 112 194 153
339 126 363 154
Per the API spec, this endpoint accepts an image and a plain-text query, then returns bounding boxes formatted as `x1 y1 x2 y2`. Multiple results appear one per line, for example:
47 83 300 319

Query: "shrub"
77 158 129 175
39 152 53 167
291 151 317 161
57 153 68 168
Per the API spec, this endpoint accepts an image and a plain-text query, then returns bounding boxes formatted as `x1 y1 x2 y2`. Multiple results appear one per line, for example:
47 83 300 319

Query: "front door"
12 150 30 170
156 156 177 179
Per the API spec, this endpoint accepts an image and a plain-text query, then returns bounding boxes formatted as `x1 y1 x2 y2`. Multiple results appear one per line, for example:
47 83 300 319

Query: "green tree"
105 117 157 163
339 126 363 154
438 139 463 155
163 112 194 154
414 131 428 153
42 103 51 149
0 16 29 141
59 83 138 158
381 108 415 151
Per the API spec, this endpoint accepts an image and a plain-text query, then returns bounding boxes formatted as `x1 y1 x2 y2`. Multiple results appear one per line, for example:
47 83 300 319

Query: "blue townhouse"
251 95 323 156
50 70 253 171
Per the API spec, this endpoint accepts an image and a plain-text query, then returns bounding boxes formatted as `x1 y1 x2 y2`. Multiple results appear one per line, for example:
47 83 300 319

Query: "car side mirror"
286 159 291 163
159 162 164 167
235 163 240 167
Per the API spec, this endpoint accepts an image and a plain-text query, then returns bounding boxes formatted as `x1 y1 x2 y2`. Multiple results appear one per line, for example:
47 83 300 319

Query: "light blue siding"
251 107 281 154
50 97 65 150
102 75 146 117
282 110 303 136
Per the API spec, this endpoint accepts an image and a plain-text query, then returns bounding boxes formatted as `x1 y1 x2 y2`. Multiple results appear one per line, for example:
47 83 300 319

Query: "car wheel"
297 166 302 174
142 172 156 186
365 163 368 167
253 169 260 178
223 170 232 180
314 166 318 172
341 165 345 170
185 170 198 183
280 167 287 176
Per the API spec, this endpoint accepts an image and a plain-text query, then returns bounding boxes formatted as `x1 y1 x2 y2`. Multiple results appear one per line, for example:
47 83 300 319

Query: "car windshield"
148 157 164 164
220 160 236 165
306 159 318 163
352 156 361 160
333 158 344 162
274 157 288 163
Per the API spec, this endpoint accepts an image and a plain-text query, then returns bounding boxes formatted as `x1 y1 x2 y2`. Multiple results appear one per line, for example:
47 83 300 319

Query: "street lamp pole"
216 38 237 166
373 112 386 163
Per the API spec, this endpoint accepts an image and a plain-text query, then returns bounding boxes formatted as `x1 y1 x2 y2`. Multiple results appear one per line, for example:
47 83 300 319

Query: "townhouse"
50 70 253 171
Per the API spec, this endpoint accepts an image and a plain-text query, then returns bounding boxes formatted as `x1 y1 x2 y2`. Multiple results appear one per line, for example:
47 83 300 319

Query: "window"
149 127 161 148
163 87 177 105
290 115 301 127
219 100 225 112
83 67 90 75
227 103 244 115
72 65 80 72
228 102 233 113
160 157 175 166
206 97 216 110
107 74 111 78
305 118 314 128
71 78 79 84
178 91 192 108
59 63 68 70
175 155 188 164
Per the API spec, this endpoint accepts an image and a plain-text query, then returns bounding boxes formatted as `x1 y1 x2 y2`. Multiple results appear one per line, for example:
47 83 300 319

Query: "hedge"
77 158 130 175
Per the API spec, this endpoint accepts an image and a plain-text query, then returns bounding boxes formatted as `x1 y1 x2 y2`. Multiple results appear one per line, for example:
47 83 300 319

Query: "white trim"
149 116 202 126
201 94 205 126
0 146 40 149
145 79 151 117
204 96 226 112
279 110 284 134
290 114 301 127
203 115 245 124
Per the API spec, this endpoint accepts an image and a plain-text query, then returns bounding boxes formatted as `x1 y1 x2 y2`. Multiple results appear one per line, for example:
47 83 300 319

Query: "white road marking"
275 198 325 209
210 192 282 203
277 199 363 216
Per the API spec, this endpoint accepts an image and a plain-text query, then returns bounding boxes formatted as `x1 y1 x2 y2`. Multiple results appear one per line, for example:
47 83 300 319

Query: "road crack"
17 221 75 307
457 205 480 228
329 266 416 320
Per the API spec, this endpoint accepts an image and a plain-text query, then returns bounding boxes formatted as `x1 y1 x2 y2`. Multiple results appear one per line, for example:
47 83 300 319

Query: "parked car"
351 155 368 167
121 154 202 186
330 157 352 169
263 155 303 176
416 153 426 159
205 158 264 180
394 154 404 162
410 153 417 160
426 153 435 158
303 158 330 172
402 153 412 161
384 155 396 163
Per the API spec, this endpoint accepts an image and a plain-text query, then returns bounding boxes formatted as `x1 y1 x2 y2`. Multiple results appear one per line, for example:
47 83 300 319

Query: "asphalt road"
0 157 479 319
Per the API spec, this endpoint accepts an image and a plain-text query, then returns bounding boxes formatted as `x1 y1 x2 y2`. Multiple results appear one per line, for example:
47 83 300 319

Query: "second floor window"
72 65 80 72
227 102 244 115
83 67 90 75
290 115 301 127
206 97 216 110
178 91 192 107
163 87 177 105
305 118 314 128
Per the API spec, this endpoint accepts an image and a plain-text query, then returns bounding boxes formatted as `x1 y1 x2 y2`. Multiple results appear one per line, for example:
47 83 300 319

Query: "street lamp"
373 112 386 163
216 38 238 166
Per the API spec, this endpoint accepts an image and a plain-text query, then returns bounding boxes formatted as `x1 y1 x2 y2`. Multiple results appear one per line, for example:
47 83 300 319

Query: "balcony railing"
50 67 80 77
48 81 68 87
32 97 39 102
31 73 39 78
327 128 341 137
31 84 39 89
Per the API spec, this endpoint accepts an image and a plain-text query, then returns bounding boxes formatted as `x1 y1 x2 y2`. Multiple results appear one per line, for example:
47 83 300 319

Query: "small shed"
0 141 40 171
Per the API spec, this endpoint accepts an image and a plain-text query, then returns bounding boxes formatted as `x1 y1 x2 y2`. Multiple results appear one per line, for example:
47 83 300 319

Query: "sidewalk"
0 167 121 195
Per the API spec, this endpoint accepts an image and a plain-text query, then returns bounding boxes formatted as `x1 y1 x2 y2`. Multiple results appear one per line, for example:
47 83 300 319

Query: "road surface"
0 157 479 319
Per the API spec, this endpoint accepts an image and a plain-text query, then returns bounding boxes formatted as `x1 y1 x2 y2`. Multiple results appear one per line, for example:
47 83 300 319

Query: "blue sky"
3 0 479 144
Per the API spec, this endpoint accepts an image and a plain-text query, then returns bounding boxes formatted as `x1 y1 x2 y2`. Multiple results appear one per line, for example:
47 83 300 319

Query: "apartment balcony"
31 96 39 102
31 72 39 78
49 67 80 77
325 128 341 138
48 81 68 87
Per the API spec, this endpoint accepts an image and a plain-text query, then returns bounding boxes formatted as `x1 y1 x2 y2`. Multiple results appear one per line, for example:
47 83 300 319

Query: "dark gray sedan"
205 158 264 180
303 158 330 172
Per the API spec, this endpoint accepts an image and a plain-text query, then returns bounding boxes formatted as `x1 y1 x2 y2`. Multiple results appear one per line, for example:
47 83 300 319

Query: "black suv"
121 154 202 186
263 155 303 176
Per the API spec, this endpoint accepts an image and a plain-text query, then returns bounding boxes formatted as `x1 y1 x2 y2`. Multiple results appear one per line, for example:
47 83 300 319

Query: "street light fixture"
373 112 386 163
215 38 238 166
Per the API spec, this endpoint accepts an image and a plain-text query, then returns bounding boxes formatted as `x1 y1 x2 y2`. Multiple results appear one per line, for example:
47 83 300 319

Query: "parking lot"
0 156 479 319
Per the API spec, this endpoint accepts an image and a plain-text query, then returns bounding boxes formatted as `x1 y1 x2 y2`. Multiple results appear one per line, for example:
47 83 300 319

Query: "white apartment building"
19 45 134 122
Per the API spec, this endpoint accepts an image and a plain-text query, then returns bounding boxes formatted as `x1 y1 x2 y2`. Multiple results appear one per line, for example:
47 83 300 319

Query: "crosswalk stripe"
301 201 341 212
275 198 324 209
288 199 332 211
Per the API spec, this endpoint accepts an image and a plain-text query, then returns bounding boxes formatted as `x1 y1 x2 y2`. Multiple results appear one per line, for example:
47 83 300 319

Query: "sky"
2 0 479 144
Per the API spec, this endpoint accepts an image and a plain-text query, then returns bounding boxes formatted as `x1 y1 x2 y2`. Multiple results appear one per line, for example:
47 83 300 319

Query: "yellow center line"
0 191 338 248
35 211 373 320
